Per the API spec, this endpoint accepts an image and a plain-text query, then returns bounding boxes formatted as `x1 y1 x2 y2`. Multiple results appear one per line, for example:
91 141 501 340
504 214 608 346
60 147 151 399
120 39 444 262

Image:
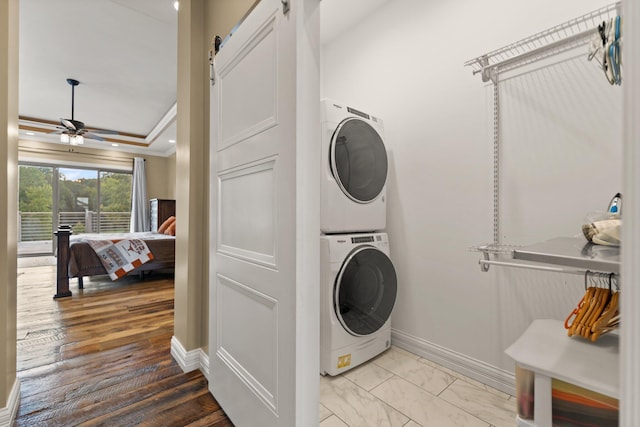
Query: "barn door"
208 0 319 425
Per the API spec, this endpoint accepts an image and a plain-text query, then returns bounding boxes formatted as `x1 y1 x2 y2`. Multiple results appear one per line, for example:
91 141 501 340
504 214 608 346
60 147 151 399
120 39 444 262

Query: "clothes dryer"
320 233 397 376
321 99 388 233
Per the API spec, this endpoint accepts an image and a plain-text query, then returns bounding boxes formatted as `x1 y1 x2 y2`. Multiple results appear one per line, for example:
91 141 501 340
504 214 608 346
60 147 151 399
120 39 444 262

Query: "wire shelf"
470 243 521 256
464 2 621 81
472 238 620 276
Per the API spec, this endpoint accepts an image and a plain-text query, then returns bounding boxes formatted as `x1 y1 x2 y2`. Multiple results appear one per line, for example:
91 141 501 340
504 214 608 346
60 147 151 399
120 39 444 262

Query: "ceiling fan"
53 78 119 145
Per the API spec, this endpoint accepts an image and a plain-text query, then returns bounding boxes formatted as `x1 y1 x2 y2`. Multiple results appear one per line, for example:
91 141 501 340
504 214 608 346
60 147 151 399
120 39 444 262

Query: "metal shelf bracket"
480 251 491 272
478 56 495 84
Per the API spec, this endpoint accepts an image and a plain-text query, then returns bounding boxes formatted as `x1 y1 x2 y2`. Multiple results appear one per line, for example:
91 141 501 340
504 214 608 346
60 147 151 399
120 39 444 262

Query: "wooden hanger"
575 286 604 337
565 291 587 330
582 287 611 338
567 286 596 337
590 322 619 341
590 291 620 341
566 272 620 340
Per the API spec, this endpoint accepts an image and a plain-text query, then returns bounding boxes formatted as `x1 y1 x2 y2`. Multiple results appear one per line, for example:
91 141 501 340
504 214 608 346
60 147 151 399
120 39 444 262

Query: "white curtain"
130 157 149 232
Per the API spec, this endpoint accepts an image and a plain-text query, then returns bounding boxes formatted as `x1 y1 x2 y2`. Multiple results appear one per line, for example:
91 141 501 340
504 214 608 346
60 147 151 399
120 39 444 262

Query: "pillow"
165 221 176 236
158 216 175 234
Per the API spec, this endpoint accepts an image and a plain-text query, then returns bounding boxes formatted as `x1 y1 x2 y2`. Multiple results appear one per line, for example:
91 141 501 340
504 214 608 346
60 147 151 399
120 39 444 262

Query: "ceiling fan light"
70 135 84 145
60 134 70 143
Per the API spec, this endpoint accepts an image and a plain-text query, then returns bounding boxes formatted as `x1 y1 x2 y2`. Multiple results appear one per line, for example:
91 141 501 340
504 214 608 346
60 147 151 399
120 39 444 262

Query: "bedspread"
69 232 175 279
83 238 153 280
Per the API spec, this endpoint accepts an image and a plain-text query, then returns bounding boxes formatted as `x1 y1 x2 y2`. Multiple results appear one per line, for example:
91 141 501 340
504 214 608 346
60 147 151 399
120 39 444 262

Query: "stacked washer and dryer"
320 99 398 376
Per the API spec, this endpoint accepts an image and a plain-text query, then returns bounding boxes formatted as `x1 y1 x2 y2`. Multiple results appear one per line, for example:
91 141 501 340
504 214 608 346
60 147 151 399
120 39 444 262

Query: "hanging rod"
475 237 620 276
478 258 618 277
464 2 621 82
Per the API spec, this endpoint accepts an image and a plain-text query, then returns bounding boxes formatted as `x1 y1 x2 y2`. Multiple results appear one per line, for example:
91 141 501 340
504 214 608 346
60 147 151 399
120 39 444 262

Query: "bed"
54 227 175 298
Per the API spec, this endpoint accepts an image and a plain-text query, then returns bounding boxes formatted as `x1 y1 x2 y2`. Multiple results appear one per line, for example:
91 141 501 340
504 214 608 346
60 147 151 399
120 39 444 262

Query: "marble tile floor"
320 346 516 427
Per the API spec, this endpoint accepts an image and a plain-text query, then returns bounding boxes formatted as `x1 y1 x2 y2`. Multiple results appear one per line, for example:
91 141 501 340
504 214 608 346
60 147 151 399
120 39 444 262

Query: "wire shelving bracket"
471 244 519 272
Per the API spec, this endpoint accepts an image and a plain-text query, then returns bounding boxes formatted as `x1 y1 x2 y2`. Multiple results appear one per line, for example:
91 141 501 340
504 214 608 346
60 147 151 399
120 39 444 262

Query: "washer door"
330 117 388 203
335 246 397 336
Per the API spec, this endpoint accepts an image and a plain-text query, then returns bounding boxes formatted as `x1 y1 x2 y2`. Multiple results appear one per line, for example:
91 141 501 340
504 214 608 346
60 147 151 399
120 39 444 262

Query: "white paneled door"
209 0 320 426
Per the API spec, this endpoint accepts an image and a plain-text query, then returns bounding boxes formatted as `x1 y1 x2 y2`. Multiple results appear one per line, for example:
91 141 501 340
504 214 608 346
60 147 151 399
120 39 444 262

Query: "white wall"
321 0 620 388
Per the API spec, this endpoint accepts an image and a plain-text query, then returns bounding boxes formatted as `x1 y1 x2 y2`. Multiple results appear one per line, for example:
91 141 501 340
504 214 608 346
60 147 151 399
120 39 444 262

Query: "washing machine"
321 99 388 234
320 232 397 376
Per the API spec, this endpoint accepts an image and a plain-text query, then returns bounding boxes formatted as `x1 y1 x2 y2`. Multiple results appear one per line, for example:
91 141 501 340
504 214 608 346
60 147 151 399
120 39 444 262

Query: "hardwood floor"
15 264 234 427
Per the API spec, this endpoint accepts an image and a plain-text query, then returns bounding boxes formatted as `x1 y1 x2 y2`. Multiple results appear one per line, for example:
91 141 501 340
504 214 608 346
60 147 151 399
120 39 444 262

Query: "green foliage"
18 166 54 240
59 177 97 212
19 166 52 212
100 172 132 212
21 184 52 212
19 165 52 188
19 165 132 220
71 221 86 234
19 165 133 241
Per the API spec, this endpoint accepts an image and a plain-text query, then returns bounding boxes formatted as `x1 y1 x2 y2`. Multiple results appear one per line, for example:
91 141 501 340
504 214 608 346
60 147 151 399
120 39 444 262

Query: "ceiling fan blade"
61 118 76 130
85 128 120 135
82 132 105 142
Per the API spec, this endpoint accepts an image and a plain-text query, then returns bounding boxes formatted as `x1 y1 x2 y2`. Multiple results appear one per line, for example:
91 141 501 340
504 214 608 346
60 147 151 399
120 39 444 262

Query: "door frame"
621 2 640 425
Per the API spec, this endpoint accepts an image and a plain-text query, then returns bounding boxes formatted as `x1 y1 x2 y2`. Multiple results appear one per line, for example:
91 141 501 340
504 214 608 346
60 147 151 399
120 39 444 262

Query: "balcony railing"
18 211 131 242
18 212 53 242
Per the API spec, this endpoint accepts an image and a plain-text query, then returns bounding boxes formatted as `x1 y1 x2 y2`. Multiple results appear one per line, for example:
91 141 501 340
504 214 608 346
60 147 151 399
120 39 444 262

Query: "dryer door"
330 118 388 203
335 246 397 336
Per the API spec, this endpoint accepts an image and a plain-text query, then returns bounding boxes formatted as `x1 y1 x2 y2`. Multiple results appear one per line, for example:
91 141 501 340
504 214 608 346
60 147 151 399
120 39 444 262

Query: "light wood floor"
15 264 234 427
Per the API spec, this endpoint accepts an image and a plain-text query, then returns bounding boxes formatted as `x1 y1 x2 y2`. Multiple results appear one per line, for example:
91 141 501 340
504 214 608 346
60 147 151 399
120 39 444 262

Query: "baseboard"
199 348 210 381
170 330 514 397
171 336 207 376
391 328 515 396
0 379 20 427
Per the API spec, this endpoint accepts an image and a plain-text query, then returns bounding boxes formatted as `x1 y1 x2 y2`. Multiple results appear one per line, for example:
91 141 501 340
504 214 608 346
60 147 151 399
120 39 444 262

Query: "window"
18 163 133 256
